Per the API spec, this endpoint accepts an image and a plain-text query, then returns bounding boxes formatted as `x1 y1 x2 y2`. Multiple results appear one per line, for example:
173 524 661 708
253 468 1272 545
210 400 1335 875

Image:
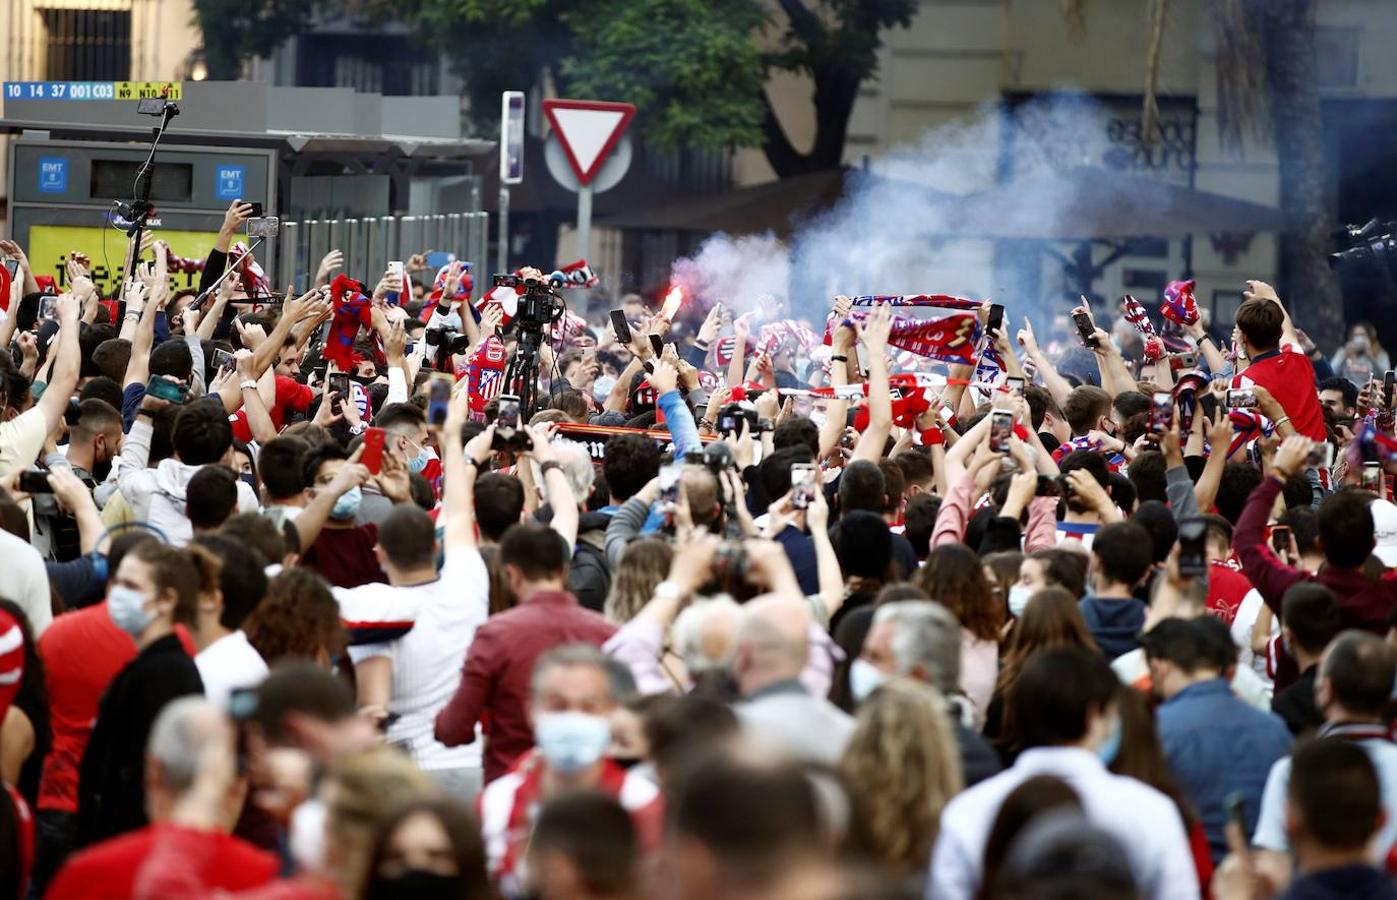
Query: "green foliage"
560 0 767 150
191 0 320 80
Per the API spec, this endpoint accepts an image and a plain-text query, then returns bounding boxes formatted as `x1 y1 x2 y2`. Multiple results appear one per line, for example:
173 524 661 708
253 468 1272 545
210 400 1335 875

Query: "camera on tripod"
1331 218 1397 276
493 274 565 332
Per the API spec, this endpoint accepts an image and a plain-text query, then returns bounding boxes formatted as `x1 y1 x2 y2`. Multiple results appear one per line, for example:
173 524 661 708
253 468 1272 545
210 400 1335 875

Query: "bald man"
732 596 853 766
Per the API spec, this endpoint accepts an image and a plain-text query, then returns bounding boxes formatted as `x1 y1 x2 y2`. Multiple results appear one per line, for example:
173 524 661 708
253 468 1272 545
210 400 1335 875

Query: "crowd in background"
0 198 1394 900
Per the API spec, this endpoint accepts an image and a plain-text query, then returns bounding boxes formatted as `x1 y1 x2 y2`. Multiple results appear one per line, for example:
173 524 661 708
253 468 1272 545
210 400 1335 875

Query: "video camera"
493 274 565 334
684 442 737 474
715 397 773 437
1331 218 1397 277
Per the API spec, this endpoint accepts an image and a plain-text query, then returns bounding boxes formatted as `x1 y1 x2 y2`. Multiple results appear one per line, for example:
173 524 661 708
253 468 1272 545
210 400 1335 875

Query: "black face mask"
365 869 463 900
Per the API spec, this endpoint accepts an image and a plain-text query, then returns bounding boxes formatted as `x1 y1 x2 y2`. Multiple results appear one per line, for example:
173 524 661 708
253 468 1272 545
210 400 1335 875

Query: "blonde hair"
324 747 437 896
604 538 673 624
838 679 963 872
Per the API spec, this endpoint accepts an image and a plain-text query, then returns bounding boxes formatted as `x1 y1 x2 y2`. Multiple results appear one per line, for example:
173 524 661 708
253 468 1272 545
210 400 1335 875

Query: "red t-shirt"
1232 348 1326 441
36 604 137 814
1206 559 1254 626
302 523 384 588
231 375 315 443
45 823 278 899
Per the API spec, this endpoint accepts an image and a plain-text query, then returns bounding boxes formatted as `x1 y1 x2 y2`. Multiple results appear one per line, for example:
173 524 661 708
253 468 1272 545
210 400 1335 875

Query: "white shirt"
1234 589 1279 690
1253 732 1397 861
195 630 269 709
338 549 489 770
929 746 1200 900
0 528 52 637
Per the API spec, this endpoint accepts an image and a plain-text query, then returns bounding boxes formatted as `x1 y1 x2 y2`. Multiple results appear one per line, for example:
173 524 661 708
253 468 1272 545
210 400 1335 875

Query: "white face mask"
1008 584 1035 618
533 711 612 775
849 658 888 704
107 585 155 637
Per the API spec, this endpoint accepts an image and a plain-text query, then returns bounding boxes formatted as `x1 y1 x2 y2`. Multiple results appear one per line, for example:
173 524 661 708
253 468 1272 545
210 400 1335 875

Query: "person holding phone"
1228 287 1325 442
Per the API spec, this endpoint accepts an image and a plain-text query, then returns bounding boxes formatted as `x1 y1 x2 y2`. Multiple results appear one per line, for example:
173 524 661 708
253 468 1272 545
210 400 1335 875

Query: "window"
296 33 439 96
42 9 131 82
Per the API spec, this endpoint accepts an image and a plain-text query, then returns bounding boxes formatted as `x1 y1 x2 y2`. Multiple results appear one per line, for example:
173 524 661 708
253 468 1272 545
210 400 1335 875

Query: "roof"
940 166 1287 240
0 118 494 158
599 168 953 238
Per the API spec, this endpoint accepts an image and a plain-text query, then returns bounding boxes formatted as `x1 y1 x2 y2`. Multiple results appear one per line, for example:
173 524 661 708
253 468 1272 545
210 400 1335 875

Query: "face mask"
407 445 432 475
592 375 617 405
330 485 362 521
533 711 611 775
289 799 326 872
240 473 257 490
107 585 155 637
1096 714 1122 767
849 658 888 704
365 870 464 900
1008 584 1034 618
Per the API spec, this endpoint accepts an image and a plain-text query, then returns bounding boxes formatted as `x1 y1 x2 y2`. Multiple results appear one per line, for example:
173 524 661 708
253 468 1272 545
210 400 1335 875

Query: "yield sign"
542 99 636 187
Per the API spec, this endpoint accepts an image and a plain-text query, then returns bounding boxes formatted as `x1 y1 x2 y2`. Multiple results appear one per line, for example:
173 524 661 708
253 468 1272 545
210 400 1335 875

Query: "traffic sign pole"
499 91 525 276
576 183 593 269
498 186 510 277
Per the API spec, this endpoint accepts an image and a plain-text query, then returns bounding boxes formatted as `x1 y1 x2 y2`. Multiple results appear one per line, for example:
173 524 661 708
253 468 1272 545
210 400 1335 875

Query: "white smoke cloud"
669 93 1127 327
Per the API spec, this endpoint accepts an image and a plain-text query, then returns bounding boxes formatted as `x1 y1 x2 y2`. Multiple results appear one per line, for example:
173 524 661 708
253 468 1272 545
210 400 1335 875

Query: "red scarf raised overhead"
325 275 373 371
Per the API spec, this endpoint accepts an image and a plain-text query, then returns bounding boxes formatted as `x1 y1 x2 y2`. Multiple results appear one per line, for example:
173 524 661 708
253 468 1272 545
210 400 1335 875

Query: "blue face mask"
107 585 155 637
1096 714 1122 767
533 711 612 775
240 472 257 490
849 658 888 704
407 446 432 475
331 486 362 521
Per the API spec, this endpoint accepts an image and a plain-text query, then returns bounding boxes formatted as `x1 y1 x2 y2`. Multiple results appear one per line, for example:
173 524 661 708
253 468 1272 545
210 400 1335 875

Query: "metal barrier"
273 211 489 299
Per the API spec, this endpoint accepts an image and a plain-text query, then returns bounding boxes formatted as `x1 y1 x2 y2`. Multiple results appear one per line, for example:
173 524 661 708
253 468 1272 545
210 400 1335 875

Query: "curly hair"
913 544 1004 641
243 568 347 665
604 538 673 624
838 679 962 873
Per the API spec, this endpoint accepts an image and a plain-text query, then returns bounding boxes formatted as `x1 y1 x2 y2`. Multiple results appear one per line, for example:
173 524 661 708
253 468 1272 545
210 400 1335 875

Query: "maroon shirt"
434 589 616 783
302 524 384 588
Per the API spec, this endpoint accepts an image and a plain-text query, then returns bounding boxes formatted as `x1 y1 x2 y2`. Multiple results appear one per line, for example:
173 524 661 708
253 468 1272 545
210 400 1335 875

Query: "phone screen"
658 463 681 507
1226 389 1256 409
1270 525 1291 557
327 373 350 413
987 303 1005 335
1149 391 1174 434
1006 376 1025 397
2 259 18 278
496 394 520 431
213 349 236 377
791 464 818 509
990 410 1014 453
428 375 454 426
648 334 664 357
1362 463 1383 494
1385 370 1395 409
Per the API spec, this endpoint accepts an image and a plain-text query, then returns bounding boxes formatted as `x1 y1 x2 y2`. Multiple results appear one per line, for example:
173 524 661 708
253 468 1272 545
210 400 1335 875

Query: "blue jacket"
1157 678 1293 862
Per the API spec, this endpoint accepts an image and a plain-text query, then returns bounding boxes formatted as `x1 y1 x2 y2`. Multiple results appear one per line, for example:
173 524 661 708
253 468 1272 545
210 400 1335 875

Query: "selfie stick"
187 237 267 312
122 99 180 282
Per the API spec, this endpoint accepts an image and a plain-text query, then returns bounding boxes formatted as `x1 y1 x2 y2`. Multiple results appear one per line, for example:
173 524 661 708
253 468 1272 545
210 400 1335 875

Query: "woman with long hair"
364 798 494 899
977 774 1084 900
984 586 1095 753
1109 687 1214 896
981 550 1023 629
243 568 348 667
604 538 673 625
838 679 963 883
913 544 1004 724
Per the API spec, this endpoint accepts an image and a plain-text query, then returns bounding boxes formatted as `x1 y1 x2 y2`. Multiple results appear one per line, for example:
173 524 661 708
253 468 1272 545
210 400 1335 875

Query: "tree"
1106 0 1343 347
757 0 917 177
388 0 913 173
192 0 320 81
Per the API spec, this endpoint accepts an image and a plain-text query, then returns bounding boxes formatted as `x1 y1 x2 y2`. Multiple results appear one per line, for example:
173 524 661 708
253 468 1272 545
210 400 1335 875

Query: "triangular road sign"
542 99 637 187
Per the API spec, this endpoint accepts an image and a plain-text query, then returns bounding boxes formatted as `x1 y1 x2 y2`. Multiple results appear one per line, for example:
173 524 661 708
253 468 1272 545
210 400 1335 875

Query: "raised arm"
525 423 578 549
286 448 370 555
441 391 494 553
35 294 81 435
852 303 892 464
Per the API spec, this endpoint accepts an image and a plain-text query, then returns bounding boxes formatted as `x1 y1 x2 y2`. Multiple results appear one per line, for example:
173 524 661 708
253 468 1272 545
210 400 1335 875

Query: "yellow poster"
28 225 220 297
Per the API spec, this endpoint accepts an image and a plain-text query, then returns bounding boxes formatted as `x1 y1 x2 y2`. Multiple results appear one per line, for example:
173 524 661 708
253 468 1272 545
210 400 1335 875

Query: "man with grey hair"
477 643 660 891
536 439 611 612
45 697 278 895
853 601 1001 785
733 595 853 767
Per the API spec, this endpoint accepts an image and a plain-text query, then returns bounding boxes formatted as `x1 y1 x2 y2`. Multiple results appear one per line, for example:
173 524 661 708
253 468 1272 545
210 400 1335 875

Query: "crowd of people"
0 196 1394 900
